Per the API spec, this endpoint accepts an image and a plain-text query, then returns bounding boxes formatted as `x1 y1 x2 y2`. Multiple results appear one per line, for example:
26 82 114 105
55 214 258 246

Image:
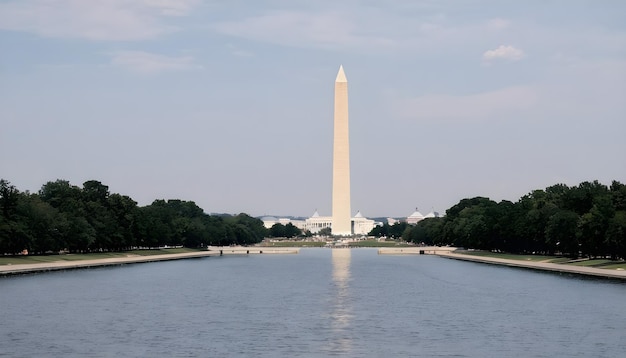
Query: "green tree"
39 179 90 253
610 181 626 211
319 227 332 236
107 194 139 250
204 215 229 246
369 223 390 237
18 193 66 254
183 217 208 247
226 213 267 244
66 216 96 252
284 222 302 238
402 224 425 244
569 180 609 215
0 180 21 254
545 209 579 257
269 223 287 238
138 200 176 247
442 197 498 249
518 191 558 254
491 200 522 253
578 194 614 257
81 181 115 251
39 179 82 211
82 180 109 203
0 179 20 220
410 217 445 245
605 211 626 260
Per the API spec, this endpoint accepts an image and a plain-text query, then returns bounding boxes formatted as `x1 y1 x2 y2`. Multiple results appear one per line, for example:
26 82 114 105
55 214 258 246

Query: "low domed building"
406 208 442 224
406 208 425 224
304 210 375 235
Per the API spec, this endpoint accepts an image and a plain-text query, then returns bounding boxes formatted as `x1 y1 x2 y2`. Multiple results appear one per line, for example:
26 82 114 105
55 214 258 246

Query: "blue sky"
1 0 625 218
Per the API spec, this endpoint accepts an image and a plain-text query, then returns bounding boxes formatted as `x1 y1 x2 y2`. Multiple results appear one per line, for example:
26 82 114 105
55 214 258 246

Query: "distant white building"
261 217 306 230
407 207 442 224
386 208 443 226
261 210 376 235
352 211 376 235
303 210 376 235
261 216 278 228
406 208 425 224
264 206 442 235
304 210 331 233
424 210 440 219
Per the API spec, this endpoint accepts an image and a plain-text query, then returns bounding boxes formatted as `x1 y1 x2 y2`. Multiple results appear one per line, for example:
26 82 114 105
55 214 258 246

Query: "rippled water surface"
1 248 625 357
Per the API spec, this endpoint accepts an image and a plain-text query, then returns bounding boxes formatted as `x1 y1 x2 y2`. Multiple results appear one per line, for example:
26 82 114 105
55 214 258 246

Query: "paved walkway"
378 247 626 280
0 251 219 276
378 246 456 255
438 252 626 280
0 247 299 276
3 247 623 280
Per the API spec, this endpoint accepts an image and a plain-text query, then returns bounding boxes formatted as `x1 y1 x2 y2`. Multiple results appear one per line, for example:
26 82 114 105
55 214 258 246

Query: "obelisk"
332 65 352 236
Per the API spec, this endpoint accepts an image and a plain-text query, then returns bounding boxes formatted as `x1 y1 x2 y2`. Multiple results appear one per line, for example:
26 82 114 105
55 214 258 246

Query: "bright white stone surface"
332 66 352 235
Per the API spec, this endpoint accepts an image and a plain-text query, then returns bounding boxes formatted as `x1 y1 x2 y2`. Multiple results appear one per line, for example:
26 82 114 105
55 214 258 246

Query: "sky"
1 0 625 219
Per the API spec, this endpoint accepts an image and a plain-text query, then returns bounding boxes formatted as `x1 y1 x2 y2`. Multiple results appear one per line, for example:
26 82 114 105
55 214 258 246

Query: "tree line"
389 180 626 259
4 178 624 258
0 179 269 255
267 222 304 238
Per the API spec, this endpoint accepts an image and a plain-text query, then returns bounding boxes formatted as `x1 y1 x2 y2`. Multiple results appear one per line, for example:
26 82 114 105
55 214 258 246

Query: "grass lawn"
261 241 327 247
598 262 626 270
260 240 411 248
460 251 626 270
0 248 204 266
349 240 411 247
565 259 624 268
569 259 613 267
460 251 560 262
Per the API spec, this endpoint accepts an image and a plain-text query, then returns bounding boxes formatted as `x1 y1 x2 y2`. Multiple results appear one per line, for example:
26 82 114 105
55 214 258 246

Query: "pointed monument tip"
335 65 347 83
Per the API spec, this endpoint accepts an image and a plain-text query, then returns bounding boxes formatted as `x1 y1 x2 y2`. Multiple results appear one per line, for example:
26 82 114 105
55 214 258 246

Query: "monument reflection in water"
330 248 352 353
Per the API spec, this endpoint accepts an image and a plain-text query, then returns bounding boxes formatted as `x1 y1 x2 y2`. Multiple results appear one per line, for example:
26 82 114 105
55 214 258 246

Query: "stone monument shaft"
332 65 352 235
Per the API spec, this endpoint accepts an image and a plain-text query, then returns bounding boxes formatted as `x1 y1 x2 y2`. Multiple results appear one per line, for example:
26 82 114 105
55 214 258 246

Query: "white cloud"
0 0 198 41
142 0 197 16
483 45 525 62
487 18 511 31
397 86 538 121
110 51 201 74
214 10 395 51
213 10 519 56
226 44 254 58
396 58 626 123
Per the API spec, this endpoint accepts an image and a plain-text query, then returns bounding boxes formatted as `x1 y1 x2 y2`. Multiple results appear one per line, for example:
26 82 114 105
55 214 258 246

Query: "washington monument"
332 65 352 235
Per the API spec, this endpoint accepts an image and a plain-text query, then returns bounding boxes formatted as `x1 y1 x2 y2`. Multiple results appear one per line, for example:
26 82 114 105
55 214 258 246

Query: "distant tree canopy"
369 222 408 239
3 178 625 259
386 180 626 260
268 222 302 238
318 227 332 237
0 179 267 255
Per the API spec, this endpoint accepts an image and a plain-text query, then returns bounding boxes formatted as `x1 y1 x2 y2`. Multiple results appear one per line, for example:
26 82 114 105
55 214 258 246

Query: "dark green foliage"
268 222 302 238
0 179 20 220
0 179 267 255
545 209 579 257
226 213 268 244
370 222 408 239
402 217 444 245
318 227 332 236
4 177 625 259
269 223 287 238
384 181 626 260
